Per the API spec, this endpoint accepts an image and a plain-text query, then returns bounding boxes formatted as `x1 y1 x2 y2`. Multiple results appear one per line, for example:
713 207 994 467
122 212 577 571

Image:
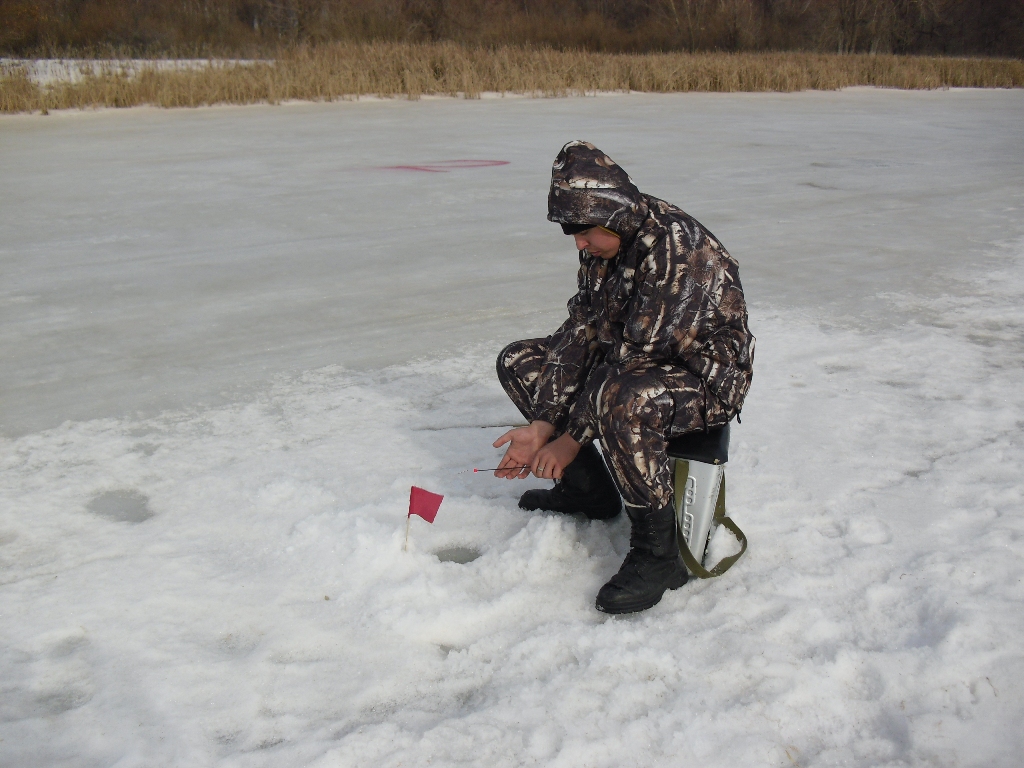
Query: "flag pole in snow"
404 486 444 551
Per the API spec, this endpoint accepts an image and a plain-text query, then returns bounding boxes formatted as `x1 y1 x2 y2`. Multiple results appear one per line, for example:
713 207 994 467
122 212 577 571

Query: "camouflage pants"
496 339 725 510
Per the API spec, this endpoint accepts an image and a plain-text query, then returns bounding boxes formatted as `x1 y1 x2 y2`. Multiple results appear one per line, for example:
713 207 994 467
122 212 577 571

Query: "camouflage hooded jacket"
534 140 755 444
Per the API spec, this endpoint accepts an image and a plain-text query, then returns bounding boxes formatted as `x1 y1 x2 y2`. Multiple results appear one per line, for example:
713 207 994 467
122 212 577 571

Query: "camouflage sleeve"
562 363 609 445
619 224 753 416
531 256 603 428
561 225 753 440
686 305 755 416
560 232 715 446
619 231 697 367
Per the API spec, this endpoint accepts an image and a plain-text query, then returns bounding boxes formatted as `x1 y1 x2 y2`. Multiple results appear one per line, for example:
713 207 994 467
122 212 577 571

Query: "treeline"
2 0 1023 58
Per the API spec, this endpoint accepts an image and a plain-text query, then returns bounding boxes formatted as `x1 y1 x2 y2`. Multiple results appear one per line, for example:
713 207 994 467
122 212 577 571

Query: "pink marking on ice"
387 165 448 173
380 160 510 173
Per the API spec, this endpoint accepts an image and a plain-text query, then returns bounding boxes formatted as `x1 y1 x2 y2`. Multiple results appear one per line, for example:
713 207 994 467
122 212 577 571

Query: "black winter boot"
518 442 621 520
595 504 688 614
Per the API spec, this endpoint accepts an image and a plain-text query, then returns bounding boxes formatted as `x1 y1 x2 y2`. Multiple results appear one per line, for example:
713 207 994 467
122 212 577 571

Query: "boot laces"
628 509 676 559
629 517 657 551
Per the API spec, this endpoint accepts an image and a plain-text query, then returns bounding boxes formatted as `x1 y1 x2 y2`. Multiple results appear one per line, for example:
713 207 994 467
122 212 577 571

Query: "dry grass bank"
2 44 1022 114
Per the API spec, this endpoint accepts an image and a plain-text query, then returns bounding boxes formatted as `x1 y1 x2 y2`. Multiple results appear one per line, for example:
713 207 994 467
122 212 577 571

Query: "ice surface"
1 90 1023 767
3 89 1023 437
0 58 261 85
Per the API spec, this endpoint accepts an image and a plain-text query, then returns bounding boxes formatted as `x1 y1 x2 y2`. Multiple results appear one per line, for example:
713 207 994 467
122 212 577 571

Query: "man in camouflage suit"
493 141 754 614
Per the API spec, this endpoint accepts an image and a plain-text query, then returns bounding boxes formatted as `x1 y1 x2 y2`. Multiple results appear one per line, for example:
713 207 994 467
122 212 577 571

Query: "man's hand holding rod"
493 421 582 480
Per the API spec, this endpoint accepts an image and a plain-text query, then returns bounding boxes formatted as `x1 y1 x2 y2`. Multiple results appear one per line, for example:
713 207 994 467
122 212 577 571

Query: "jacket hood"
547 141 648 241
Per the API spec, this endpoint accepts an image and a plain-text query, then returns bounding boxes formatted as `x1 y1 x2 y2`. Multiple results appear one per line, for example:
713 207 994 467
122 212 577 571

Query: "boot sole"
583 503 623 520
595 575 688 615
518 498 622 520
518 480 622 519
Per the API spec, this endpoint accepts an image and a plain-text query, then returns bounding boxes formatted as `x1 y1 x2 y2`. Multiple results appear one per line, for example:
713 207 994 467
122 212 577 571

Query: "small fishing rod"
459 466 532 474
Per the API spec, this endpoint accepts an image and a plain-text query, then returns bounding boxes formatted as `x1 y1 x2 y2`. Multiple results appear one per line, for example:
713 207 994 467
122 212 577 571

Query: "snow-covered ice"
0 58 262 85
1 90 1023 767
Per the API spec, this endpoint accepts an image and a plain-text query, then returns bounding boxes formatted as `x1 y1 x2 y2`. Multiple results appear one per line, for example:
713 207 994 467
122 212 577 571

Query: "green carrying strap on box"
677 473 748 579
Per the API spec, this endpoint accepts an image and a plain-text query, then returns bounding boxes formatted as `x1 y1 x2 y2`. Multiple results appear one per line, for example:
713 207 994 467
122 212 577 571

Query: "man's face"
572 226 621 260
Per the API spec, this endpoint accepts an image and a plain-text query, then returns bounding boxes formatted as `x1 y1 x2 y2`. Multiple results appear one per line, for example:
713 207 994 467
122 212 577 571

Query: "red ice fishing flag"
408 486 444 523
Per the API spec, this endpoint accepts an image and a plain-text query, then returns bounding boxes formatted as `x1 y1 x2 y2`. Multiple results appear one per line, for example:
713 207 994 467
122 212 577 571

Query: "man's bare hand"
532 433 581 480
492 421 556 479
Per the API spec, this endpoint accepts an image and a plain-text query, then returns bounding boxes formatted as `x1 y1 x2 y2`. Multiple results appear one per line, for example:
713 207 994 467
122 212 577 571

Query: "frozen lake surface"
1 90 1023 767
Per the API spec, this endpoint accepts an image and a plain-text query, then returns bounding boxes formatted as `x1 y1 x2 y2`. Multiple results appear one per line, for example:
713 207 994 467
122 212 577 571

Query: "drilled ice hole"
434 546 481 564
87 489 153 523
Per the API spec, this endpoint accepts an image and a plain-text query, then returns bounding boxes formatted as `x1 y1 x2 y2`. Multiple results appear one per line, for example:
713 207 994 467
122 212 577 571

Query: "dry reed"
3 44 1022 114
